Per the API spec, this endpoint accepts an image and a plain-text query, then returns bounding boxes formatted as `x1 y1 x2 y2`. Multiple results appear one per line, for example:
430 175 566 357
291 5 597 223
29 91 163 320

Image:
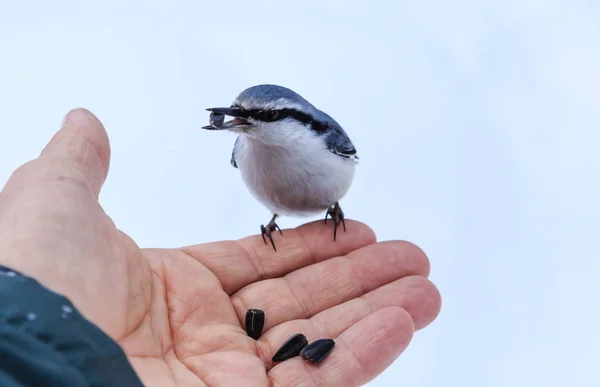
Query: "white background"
1 1 599 386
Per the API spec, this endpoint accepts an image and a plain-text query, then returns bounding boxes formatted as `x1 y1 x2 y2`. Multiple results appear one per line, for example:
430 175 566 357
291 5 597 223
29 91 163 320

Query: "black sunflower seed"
300 338 335 365
244 309 265 340
272 333 308 362
209 112 225 128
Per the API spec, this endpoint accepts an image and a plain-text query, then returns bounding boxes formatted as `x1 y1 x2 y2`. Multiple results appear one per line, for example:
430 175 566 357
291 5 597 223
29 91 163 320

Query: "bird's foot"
324 202 346 241
261 214 282 251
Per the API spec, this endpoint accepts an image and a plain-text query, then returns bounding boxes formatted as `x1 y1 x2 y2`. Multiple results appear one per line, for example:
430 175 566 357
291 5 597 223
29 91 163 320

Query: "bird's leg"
261 214 282 251
324 202 346 241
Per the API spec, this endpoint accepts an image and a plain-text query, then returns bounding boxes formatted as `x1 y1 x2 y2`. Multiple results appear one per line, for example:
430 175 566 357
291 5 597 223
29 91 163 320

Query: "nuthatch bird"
202 84 358 251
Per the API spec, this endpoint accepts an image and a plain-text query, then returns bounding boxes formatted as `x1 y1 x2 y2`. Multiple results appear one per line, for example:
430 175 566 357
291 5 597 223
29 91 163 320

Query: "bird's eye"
266 110 279 121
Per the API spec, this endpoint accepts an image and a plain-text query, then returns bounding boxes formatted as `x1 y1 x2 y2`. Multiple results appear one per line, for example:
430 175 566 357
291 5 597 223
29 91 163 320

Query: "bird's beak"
201 107 253 131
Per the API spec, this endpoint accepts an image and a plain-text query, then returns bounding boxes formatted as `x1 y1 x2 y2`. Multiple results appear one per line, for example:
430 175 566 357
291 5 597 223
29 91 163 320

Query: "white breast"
233 130 356 217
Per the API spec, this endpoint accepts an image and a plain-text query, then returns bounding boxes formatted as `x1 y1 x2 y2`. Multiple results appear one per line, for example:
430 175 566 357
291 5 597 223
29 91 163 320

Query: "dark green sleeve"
0 265 144 387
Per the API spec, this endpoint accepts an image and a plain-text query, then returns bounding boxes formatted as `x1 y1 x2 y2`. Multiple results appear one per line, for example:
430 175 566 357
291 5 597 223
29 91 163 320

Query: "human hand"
0 108 441 386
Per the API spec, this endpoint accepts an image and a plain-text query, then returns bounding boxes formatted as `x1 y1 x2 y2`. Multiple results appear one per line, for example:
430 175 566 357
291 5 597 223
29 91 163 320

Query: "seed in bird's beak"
300 338 335 365
272 333 309 362
245 309 265 340
209 112 225 128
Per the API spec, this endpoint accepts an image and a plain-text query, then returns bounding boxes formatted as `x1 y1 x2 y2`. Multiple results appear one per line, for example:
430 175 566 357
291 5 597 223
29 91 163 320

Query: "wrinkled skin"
0 109 442 386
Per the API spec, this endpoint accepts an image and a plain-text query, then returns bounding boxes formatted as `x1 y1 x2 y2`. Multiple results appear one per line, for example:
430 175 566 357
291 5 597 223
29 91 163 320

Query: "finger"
180 219 377 294
38 107 111 198
254 275 439 370
1 108 110 205
308 276 440 335
231 241 430 331
268 307 414 386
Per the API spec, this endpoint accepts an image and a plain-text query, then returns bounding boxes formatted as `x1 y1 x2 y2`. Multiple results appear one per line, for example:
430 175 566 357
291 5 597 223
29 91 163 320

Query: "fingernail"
300 338 335 365
60 111 71 128
60 108 92 129
60 108 80 128
272 333 308 362
245 309 265 340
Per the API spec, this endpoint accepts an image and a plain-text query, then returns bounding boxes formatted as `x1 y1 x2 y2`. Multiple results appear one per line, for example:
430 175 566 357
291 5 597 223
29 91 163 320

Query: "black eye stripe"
310 120 327 132
245 108 309 123
236 108 328 133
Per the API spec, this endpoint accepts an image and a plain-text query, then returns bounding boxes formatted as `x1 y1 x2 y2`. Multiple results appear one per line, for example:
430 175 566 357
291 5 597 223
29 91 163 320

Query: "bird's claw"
261 215 282 251
325 202 346 241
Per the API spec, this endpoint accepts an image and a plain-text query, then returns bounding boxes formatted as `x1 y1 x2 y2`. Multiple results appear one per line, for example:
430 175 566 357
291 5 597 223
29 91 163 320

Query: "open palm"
0 109 441 386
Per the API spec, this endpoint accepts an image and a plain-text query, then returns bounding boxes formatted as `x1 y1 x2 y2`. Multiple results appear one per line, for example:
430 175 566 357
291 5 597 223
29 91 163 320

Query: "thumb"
39 108 111 198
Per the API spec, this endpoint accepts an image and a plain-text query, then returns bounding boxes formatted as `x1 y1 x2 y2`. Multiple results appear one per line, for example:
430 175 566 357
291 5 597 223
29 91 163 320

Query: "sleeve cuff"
0 265 145 387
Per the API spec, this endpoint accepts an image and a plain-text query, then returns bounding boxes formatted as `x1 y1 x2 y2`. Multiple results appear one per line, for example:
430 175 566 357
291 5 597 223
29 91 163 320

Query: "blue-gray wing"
313 109 358 160
324 126 358 160
231 137 239 168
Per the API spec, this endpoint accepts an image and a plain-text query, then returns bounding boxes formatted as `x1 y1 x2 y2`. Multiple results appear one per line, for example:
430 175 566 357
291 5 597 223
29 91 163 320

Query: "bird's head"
202 84 331 145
